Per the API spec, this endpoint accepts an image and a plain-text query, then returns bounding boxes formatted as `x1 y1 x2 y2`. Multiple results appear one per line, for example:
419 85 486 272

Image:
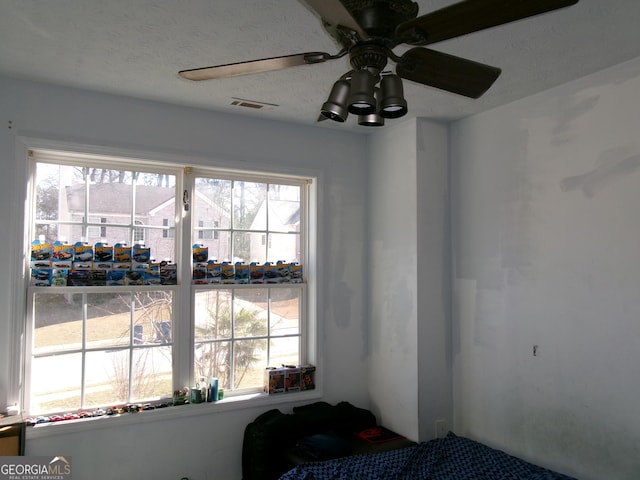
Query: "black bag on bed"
241 401 377 480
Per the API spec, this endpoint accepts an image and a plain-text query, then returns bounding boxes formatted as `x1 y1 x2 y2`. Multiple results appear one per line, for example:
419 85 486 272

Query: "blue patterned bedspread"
279 432 577 480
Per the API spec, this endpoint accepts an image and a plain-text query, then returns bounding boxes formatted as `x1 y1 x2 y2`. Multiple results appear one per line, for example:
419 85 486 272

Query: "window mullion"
84 170 90 241
229 289 236 391
174 169 194 392
128 292 134 404
266 288 272 365
130 178 137 244
81 292 88 408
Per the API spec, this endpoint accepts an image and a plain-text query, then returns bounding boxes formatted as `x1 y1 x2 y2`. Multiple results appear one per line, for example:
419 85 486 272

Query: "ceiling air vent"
230 97 278 110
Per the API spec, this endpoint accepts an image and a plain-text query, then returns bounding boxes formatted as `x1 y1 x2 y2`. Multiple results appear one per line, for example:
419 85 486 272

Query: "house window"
162 218 175 238
86 217 107 239
133 220 145 243
23 149 313 416
197 220 214 240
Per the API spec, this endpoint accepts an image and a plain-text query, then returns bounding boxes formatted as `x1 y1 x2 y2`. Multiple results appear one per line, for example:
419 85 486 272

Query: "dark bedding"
279 432 577 480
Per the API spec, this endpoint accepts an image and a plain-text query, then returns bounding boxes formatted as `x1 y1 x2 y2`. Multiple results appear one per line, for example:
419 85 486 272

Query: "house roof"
270 200 300 227
250 199 300 230
65 183 175 216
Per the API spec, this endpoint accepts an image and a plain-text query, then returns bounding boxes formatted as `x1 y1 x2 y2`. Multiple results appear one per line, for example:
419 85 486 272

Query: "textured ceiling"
2 0 640 132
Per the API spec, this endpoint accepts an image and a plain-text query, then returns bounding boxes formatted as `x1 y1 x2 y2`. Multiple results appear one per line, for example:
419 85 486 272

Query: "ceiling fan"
179 0 579 126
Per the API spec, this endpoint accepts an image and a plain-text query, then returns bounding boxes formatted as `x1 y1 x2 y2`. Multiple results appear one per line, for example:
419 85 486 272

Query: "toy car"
95 250 113 261
133 253 149 263
74 251 93 262
32 250 50 260
32 270 51 280
193 251 208 263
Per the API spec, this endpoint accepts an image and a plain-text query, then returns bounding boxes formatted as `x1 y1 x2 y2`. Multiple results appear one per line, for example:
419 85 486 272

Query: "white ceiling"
2 0 640 132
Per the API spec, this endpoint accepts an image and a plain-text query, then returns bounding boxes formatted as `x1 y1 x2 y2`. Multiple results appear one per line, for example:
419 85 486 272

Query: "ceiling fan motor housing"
342 0 419 38
349 44 388 73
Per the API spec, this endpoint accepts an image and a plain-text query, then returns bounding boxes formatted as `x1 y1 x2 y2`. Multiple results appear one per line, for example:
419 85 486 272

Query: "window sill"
25 389 322 439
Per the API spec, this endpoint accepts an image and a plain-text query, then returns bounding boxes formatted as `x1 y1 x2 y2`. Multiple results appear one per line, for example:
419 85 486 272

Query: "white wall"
416 119 453 441
367 119 451 442
0 76 370 479
5 50 640 479
451 57 640 480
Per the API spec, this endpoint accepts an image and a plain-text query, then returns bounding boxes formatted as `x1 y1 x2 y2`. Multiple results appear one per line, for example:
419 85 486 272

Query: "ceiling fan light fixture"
320 79 351 122
359 87 385 127
379 74 408 118
347 69 377 115
179 0 581 128
358 113 385 126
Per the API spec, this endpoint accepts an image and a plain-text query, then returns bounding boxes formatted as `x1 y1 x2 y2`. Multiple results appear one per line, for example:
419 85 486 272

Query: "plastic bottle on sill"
200 377 208 402
208 377 219 403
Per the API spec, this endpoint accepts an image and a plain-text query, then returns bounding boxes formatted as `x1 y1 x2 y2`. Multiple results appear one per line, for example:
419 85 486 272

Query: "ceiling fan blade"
179 52 330 81
300 0 369 40
396 47 501 98
397 0 579 45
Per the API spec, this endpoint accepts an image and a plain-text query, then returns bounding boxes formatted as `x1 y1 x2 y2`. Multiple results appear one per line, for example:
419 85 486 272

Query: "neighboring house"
249 199 301 263
59 183 230 262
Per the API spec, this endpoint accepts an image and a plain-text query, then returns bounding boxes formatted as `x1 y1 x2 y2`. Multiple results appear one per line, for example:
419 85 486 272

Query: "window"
162 218 175 238
192 175 304 390
133 220 145 243
86 217 107 239
23 149 313 416
197 220 214 240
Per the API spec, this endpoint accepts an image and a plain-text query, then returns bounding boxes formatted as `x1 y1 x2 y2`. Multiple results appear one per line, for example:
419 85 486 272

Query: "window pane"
84 348 172 408
199 230 230 263
248 233 267 264
194 290 232 341
88 349 129 406
270 288 300 336
133 172 176 261
131 347 173 401
35 163 79 242
233 181 266 230
194 178 231 262
33 293 83 355
195 178 232 212
133 291 173 346
194 341 230 390
40 164 82 217
267 233 300 263
234 338 267 390
86 170 132 223
233 231 257 264
104 226 133 248
31 352 82 414
86 293 131 347
269 337 300 368
268 186 300 233
234 289 268 338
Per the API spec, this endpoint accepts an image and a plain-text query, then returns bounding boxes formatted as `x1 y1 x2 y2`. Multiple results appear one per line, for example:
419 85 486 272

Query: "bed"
278 431 578 480
241 401 577 480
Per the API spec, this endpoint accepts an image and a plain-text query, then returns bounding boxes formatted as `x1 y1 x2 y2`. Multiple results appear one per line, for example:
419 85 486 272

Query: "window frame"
186 169 309 394
15 143 318 418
